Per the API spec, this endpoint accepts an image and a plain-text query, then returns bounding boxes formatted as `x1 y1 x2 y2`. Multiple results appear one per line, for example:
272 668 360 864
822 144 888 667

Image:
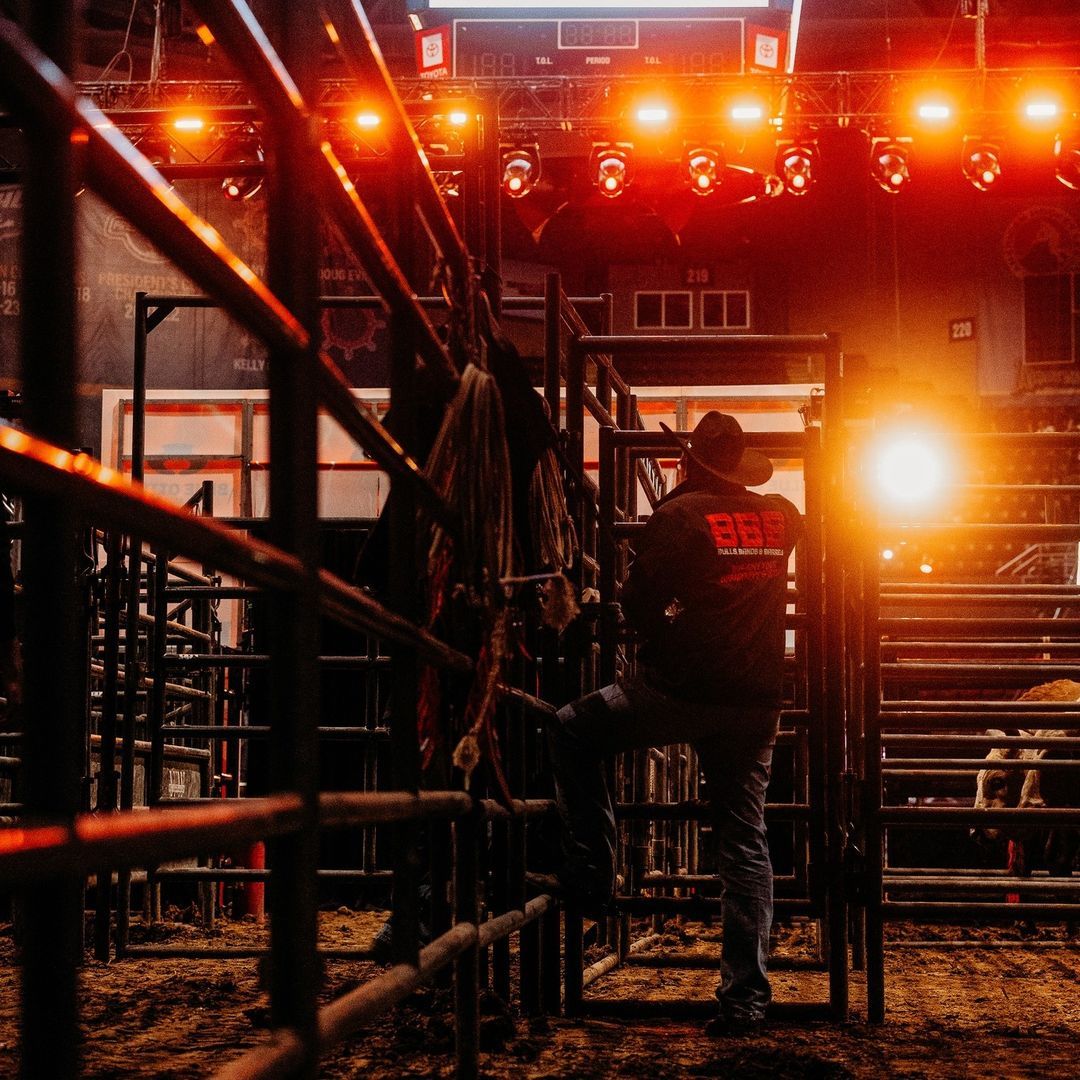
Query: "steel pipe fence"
0 5 580 1080
846 423 1080 1025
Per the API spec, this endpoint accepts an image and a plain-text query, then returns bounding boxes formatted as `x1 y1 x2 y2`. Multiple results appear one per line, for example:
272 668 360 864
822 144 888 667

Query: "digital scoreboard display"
451 18 745 78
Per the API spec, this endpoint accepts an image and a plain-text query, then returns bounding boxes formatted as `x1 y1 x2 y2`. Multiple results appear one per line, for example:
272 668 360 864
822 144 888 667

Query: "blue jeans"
547 676 779 1022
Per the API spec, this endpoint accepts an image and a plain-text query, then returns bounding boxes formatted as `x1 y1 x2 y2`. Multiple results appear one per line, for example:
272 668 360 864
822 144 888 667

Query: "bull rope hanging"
418 362 515 795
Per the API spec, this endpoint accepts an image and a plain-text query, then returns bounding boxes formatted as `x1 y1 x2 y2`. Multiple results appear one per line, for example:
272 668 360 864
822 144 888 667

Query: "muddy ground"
0 910 1077 1078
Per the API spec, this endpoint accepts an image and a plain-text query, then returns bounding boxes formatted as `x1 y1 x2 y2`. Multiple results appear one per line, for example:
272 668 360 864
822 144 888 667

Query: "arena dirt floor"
0 908 1077 1079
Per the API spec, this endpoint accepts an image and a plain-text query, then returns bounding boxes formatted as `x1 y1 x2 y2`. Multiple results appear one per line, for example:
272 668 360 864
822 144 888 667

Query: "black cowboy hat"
660 411 773 487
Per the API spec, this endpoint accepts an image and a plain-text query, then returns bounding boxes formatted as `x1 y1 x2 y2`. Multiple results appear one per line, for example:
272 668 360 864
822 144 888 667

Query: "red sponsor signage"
746 23 786 73
416 24 451 79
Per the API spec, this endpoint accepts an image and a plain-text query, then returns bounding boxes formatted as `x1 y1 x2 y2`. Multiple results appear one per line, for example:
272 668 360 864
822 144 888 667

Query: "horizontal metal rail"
883 735 1080 752
883 875 1080 891
616 800 811 821
212 894 554 1080
882 524 1080 541
880 618 1080 635
882 902 1080 921
0 795 305 882
609 429 809 454
163 654 390 669
157 725 389 740
879 806 1080 825
0 428 471 673
573 334 834 357
0 791 510 883
884 757 1080 772
882 662 1080 680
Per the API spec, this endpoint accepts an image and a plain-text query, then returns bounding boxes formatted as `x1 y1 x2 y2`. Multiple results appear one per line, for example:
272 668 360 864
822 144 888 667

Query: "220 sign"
949 317 976 342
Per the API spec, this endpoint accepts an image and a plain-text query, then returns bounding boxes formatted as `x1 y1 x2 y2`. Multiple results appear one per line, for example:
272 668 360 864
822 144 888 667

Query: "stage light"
871 139 911 194
685 147 722 195
635 104 672 129
501 146 540 198
173 115 205 133
881 548 895 561
194 23 215 46
1023 98 1059 121
873 433 947 505
354 111 381 130
220 127 265 201
593 145 631 198
447 110 469 127
962 139 1001 191
1054 134 1080 191
918 556 934 575
916 100 952 124
775 142 816 196
729 100 767 126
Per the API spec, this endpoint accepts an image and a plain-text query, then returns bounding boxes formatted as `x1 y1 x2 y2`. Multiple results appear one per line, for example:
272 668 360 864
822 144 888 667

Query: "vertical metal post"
462 102 484 262
862 505 885 1022
543 273 562 426
598 426 617 687
481 97 502 309
802 428 829 932
822 333 849 1021
116 292 150 954
149 548 169 810
615 394 631 526
388 298 421 972
94 531 124 961
564 905 584 1016
19 5 82 1077
263 10 323 1073
540 901 562 1015
595 292 613 418
454 809 480 1080
491 814 511 1001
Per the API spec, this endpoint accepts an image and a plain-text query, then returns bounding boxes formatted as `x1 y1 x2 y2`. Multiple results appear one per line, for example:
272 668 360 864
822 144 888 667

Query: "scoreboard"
451 18 744 79
409 3 798 79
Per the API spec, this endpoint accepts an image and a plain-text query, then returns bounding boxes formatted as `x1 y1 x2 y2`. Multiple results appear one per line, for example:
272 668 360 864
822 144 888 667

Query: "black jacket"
621 476 802 706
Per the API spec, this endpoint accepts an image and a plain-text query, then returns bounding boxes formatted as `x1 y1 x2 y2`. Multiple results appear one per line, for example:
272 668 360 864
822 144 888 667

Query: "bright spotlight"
919 557 934 575
594 145 631 198
354 111 381 130
730 102 766 124
220 127 265 201
874 435 947 505
447 110 469 127
871 139 911 194
881 548 895 561
686 147 722 196
916 101 952 123
635 104 671 128
501 146 539 198
962 139 1001 191
1054 135 1080 191
775 142 816 196
1024 98 1059 121
173 115 205 133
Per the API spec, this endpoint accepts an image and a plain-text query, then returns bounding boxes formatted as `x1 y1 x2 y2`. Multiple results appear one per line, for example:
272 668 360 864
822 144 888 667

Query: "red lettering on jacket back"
707 509 786 553
706 512 738 548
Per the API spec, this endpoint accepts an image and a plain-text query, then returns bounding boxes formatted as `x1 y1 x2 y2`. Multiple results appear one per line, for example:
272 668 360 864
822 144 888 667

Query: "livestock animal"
972 679 1080 876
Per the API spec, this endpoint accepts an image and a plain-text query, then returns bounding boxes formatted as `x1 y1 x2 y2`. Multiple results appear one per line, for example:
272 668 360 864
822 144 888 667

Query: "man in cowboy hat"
544 411 802 1036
